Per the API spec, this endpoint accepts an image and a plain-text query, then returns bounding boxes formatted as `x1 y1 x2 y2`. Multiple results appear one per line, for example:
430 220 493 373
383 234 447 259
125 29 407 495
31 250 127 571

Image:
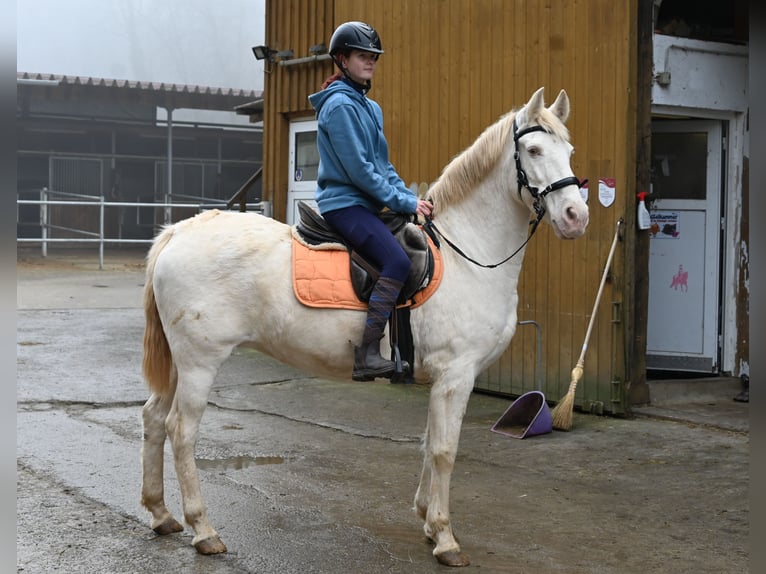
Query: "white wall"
652 34 748 113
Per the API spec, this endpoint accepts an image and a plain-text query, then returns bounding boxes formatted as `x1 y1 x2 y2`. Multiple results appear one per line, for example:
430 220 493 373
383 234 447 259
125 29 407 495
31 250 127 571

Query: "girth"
295 201 434 305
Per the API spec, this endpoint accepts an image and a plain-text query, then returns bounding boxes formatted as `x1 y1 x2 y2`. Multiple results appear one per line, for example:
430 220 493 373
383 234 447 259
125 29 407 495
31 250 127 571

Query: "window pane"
652 132 708 200
295 131 318 181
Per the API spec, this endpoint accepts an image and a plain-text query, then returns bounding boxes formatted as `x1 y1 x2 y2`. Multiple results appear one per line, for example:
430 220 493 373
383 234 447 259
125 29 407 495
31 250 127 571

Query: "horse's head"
512 87 589 239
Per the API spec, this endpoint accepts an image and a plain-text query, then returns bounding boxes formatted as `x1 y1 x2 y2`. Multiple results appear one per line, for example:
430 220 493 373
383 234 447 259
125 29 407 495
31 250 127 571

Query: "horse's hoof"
152 517 184 535
435 549 471 567
194 536 228 555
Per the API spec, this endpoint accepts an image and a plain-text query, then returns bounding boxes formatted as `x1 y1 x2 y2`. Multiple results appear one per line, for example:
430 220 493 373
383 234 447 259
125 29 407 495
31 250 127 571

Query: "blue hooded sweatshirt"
308 79 417 215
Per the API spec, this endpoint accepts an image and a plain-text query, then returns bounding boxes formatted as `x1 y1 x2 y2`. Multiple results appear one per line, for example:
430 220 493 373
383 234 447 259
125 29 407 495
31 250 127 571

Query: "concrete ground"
16 248 749 573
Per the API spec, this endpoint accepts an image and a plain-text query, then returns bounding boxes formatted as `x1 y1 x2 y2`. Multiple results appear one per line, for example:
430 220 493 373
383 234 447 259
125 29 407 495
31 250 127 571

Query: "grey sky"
16 0 266 91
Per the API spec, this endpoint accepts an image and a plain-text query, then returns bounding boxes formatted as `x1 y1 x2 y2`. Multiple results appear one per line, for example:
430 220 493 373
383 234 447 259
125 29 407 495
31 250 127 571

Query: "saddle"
295 201 435 305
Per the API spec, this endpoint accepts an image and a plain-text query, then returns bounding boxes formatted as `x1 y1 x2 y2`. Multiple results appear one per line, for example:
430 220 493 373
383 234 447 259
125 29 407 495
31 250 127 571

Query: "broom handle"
577 219 623 364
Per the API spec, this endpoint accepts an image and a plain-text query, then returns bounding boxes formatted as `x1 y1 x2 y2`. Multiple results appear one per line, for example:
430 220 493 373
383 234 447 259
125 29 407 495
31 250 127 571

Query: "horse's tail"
142 226 175 397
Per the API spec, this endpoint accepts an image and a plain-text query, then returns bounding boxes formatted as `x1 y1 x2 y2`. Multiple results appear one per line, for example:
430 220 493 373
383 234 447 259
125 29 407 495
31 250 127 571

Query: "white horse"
140 87 589 567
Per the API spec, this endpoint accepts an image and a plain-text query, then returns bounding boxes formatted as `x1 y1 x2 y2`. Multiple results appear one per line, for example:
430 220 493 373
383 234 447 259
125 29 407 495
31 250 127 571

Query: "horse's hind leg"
167 363 227 555
141 385 184 536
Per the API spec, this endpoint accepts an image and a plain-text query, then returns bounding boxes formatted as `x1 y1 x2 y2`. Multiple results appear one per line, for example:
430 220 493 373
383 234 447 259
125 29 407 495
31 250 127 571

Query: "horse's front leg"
421 374 474 567
166 364 227 555
141 388 184 536
414 414 432 522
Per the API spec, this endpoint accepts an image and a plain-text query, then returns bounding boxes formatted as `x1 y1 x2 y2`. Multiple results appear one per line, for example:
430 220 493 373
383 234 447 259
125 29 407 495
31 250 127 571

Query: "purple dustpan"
490 390 552 439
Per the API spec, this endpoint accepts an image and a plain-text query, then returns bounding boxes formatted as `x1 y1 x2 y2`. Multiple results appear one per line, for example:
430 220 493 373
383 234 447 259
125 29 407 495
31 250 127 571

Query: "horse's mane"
428 106 570 212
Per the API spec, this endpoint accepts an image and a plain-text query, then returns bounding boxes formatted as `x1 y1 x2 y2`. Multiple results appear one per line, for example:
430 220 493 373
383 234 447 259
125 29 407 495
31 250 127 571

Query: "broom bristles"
551 362 584 431
551 383 577 431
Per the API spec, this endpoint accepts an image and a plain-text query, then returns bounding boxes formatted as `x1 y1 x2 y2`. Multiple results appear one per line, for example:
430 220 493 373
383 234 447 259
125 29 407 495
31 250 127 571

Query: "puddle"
196 455 284 471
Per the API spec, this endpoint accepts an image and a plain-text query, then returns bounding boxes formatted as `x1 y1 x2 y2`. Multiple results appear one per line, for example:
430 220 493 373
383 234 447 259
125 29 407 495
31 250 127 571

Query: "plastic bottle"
636 191 651 230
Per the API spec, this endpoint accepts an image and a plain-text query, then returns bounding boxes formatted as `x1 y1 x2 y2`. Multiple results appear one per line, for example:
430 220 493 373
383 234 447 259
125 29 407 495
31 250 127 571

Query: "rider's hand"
415 199 433 218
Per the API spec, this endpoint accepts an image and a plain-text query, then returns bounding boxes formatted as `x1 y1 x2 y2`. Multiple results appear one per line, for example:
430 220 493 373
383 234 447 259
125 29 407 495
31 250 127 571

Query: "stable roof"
17 72 263 120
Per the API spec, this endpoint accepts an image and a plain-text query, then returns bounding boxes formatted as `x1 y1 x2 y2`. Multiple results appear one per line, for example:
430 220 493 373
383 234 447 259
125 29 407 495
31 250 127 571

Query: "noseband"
423 119 583 269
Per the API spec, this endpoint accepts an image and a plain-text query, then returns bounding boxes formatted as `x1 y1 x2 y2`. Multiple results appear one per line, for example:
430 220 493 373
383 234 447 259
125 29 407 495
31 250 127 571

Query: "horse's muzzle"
552 204 589 239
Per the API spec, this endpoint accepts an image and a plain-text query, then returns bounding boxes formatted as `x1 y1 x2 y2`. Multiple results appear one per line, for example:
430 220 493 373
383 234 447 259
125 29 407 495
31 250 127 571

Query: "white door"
287 119 319 225
646 120 722 372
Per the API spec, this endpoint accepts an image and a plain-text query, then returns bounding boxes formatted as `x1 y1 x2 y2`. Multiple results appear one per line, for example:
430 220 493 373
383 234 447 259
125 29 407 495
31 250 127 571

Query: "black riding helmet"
328 22 384 92
329 21 384 60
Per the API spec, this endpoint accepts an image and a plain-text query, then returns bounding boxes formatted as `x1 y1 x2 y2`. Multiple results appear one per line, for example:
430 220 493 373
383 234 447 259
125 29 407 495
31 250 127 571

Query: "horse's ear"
549 89 570 124
517 87 546 126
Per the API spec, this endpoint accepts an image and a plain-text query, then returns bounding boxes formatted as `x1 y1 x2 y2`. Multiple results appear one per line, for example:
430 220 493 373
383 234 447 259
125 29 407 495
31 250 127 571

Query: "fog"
16 0 266 91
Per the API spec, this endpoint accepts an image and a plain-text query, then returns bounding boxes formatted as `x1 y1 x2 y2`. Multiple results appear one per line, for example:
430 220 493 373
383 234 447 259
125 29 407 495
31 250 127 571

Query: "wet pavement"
17 249 749 573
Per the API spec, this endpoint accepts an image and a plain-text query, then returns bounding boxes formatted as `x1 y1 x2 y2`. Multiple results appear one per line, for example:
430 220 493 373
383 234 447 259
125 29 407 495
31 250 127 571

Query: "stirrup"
389 344 412 384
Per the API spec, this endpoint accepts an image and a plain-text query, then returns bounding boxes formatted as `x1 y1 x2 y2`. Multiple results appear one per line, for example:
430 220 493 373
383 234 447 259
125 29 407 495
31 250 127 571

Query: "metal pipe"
19 110 264 131
17 194 272 262
279 53 332 67
99 196 105 269
18 149 256 167
518 320 543 391
40 188 48 258
165 107 174 224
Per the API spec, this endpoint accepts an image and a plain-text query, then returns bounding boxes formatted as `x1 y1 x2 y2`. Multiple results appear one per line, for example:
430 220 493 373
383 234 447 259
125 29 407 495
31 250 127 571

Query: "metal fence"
17 188 272 269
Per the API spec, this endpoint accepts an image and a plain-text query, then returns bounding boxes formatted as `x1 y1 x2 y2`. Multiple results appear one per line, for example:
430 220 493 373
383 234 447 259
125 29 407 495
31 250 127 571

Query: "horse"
670 264 688 292
140 86 589 567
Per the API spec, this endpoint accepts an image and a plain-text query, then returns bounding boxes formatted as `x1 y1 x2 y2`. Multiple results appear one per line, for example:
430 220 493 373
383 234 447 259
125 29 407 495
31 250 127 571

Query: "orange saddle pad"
292 233 443 311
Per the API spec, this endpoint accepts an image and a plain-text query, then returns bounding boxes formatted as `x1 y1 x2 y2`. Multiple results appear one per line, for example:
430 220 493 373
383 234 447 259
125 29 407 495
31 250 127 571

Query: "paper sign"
579 180 589 203
650 211 680 239
598 178 616 208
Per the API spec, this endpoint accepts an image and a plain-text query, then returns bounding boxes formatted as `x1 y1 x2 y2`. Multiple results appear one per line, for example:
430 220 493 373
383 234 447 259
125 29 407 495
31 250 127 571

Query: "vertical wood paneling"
585 0 608 407
263 0 643 413
626 0 652 405
262 0 334 221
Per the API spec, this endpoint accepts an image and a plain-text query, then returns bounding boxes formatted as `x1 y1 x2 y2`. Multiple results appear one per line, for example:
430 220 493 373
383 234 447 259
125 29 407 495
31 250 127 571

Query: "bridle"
512 120 582 224
423 119 583 269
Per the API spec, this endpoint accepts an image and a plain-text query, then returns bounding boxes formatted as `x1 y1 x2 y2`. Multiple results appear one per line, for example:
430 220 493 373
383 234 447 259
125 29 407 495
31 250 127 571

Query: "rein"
423 120 582 269
423 218 537 269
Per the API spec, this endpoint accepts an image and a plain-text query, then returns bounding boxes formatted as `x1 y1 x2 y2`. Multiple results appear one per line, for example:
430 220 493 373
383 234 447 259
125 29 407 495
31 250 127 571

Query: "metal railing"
226 167 263 211
17 188 272 269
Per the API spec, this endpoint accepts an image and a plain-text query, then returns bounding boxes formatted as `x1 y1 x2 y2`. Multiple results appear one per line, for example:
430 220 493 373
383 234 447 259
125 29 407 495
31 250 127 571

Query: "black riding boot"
353 277 404 381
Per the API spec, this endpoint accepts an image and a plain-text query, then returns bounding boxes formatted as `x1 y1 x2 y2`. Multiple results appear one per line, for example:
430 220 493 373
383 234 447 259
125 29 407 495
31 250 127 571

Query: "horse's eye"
527 146 540 156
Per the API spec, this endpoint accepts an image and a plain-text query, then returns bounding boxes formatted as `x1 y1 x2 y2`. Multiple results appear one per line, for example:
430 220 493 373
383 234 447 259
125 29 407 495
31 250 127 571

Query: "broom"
551 218 623 431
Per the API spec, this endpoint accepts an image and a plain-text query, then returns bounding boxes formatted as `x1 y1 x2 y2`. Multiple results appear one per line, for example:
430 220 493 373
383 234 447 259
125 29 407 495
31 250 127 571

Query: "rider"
308 21 433 381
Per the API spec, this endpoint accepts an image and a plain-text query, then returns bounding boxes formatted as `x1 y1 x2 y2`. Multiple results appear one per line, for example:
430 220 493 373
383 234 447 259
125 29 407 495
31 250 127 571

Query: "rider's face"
341 50 378 84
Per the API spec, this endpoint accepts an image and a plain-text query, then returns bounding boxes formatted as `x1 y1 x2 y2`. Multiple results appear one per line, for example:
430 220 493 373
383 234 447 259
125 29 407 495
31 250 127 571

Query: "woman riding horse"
308 21 434 381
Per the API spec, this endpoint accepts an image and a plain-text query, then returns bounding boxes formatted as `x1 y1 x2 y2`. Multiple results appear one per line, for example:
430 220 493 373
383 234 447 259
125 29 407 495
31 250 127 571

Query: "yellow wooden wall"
262 0 644 413
261 0 336 221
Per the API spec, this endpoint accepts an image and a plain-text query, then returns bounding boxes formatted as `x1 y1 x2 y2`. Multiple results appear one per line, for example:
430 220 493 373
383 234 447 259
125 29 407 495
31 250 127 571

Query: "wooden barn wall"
263 0 641 413
262 0 336 222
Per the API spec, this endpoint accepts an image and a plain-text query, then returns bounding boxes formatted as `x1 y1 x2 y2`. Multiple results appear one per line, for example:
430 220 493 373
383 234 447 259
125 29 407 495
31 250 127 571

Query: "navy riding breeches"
322 205 411 283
